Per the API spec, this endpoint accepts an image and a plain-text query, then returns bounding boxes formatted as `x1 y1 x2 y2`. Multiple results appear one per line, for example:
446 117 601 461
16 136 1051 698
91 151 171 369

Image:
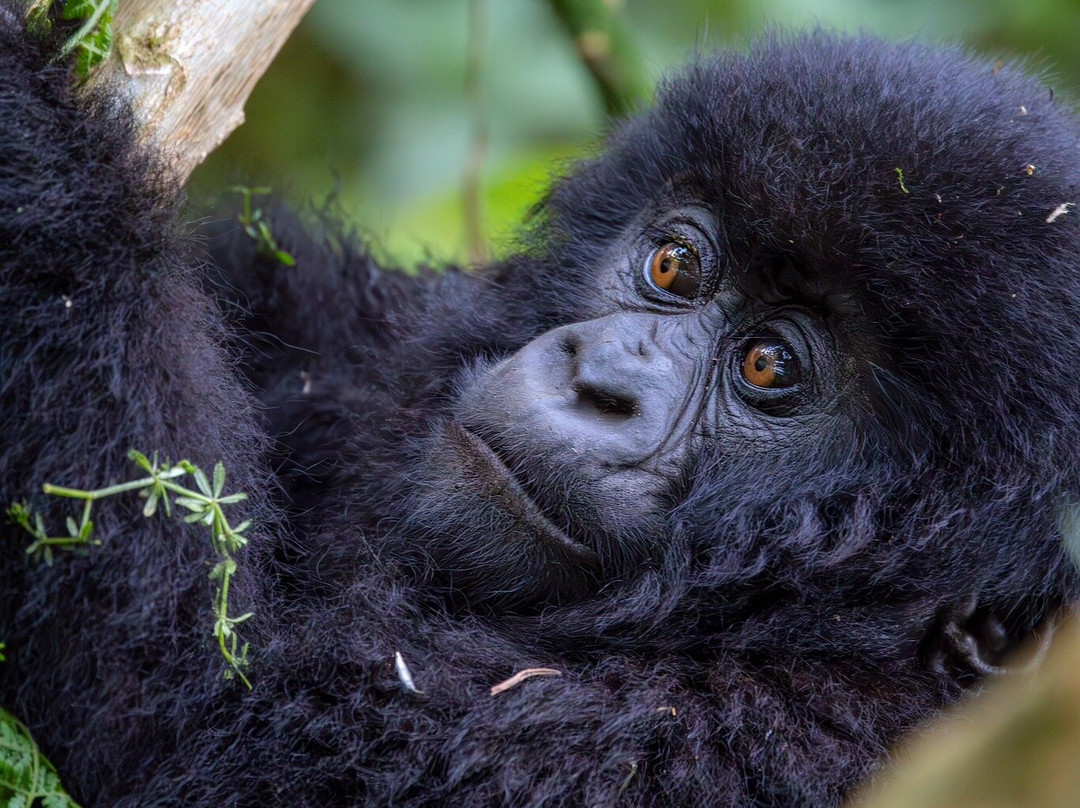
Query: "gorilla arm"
0 14 275 802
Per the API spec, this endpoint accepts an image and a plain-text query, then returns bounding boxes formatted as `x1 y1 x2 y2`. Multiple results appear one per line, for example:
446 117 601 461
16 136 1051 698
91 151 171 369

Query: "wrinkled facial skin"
402 204 865 609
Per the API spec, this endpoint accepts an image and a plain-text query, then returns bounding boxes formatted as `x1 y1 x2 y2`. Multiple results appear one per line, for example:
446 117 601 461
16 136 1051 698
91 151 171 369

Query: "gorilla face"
409 202 869 609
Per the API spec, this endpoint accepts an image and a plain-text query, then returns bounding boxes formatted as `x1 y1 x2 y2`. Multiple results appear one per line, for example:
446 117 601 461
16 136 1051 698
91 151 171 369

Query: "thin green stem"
55 0 113 60
11 454 254 688
43 467 186 500
546 0 648 116
159 479 209 501
30 536 95 548
215 569 250 689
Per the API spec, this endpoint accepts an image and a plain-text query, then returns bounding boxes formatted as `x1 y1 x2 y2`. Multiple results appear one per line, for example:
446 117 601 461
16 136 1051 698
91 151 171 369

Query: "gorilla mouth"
450 423 599 566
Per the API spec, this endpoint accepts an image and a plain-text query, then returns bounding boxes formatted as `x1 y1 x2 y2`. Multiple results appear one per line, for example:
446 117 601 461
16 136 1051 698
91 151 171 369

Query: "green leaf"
59 0 118 79
25 0 52 35
61 0 96 18
128 449 152 472
0 707 82 808
192 467 212 497
6 502 28 526
212 462 226 498
215 493 248 505
143 488 159 518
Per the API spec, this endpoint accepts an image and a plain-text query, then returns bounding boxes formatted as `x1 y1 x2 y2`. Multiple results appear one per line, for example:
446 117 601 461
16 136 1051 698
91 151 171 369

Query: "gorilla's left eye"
646 242 702 298
742 340 801 389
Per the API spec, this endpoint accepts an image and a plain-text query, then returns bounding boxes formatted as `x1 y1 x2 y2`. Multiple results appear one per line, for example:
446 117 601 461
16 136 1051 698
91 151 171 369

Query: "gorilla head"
2 14 1080 808
364 36 1080 670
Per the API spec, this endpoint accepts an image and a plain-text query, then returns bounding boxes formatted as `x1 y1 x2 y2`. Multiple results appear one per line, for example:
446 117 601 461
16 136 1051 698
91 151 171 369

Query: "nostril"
573 382 638 419
559 333 582 358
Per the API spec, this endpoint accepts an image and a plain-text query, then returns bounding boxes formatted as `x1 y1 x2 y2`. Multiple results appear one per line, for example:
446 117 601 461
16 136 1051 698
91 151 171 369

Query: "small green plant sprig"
0 707 82 808
229 186 297 267
25 0 119 79
7 451 254 688
0 643 82 807
57 0 118 77
894 166 911 194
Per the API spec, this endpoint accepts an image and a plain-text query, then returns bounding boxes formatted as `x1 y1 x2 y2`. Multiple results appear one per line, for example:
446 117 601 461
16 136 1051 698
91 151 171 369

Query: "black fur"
2 10 1080 808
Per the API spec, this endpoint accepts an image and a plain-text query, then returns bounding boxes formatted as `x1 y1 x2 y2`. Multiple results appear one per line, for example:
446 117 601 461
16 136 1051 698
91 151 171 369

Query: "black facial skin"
3 13 1080 808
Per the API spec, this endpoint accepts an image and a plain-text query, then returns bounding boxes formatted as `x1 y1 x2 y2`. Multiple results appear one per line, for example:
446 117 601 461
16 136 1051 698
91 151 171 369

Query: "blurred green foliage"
191 0 1080 267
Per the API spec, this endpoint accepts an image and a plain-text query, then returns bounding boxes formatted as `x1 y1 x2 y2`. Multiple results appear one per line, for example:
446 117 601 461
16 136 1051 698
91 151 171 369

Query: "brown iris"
742 341 801 389
647 242 702 298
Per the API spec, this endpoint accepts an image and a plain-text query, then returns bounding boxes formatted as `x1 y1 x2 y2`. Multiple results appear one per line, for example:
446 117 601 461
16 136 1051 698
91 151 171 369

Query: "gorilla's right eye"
646 242 702 298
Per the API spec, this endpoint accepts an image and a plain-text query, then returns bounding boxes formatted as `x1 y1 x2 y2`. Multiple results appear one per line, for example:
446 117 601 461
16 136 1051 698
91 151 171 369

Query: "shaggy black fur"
2 7 1080 807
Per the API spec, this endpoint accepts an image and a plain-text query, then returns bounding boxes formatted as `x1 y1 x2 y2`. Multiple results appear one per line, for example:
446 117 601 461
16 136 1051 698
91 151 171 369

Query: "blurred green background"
190 0 1080 268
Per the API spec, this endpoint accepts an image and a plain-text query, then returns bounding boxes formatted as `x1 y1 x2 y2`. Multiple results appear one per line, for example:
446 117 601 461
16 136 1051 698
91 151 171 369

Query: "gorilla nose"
473 312 702 469
571 377 639 420
557 330 639 423
560 327 656 422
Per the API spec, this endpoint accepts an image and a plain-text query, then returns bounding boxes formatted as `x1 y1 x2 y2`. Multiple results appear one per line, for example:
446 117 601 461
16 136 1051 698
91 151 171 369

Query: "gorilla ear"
925 595 1061 681
924 595 1015 679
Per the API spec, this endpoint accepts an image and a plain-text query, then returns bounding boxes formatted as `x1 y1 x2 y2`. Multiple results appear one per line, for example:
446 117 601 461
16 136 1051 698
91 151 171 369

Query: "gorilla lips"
447 421 599 566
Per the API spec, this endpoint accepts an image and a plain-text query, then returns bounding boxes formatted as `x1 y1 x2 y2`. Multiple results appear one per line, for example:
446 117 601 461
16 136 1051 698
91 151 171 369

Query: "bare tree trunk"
91 0 316 180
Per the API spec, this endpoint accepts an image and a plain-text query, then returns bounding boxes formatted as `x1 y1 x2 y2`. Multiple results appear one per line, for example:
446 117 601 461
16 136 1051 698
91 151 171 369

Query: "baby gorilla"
2 7 1080 808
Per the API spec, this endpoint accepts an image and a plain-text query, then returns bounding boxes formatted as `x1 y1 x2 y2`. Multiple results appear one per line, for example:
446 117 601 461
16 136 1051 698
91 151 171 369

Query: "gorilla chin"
411 418 601 608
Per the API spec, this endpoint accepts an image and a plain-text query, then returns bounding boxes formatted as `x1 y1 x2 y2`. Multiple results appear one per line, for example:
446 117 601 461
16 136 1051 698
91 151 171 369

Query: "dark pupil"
754 356 769 372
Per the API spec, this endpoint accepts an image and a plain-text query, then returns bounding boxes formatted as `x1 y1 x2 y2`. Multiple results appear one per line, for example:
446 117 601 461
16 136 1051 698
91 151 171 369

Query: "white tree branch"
92 0 317 180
